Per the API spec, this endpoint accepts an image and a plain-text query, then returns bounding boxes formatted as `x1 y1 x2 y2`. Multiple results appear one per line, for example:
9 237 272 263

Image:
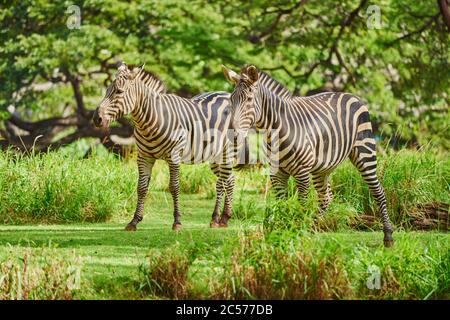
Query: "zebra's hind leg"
210 164 225 228
312 173 333 217
126 157 155 231
350 147 394 247
219 171 235 227
168 161 182 231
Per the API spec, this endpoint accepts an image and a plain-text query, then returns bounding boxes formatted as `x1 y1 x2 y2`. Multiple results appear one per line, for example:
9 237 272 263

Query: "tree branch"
386 13 440 47
438 0 450 31
62 67 89 119
248 0 307 43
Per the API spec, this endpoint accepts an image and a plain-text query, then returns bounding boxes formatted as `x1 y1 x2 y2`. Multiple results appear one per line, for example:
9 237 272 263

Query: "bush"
0 149 136 224
138 243 194 299
350 235 450 299
213 230 353 299
0 248 82 300
331 149 449 228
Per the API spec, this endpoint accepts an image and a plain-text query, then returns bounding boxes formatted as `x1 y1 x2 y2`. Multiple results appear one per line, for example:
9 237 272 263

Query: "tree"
0 0 448 154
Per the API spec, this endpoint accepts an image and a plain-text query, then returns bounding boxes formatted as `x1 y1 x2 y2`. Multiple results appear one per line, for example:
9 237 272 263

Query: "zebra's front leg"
293 169 311 202
210 164 224 228
125 157 155 231
168 161 182 231
312 173 333 218
270 168 290 199
219 171 235 227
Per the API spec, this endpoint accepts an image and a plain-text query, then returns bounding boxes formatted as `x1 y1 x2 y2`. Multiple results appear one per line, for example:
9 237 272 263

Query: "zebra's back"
283 92 374 173
134 91 232 164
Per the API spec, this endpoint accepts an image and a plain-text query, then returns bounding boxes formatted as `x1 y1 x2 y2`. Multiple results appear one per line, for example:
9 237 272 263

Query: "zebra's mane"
257 70 293 100
127 65 167 94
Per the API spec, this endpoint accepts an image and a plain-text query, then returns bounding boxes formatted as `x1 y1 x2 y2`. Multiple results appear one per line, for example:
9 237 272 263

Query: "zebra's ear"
246 65 258 83
222 65 240 85
118 62 127 72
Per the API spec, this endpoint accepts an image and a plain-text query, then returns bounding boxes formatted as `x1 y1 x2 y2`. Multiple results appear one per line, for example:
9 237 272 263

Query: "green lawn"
0 191 448 299
0 192 248 299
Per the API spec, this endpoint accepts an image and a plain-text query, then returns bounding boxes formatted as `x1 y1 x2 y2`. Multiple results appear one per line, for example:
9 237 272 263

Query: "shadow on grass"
0 226 236 250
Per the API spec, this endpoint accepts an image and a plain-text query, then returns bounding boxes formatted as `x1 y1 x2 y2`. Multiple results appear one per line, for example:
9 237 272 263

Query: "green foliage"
0 247 82 300
232 192 264 222
213 230 353 299
331 149 450 227
0 0 448 148
139 242 193 299
0 148 137 223
179 164 215 194
134 229 449 300
0 146 448 228
349 235 450 299
264 192 317 233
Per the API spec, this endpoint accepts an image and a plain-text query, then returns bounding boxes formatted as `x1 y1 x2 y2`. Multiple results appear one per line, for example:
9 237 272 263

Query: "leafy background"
0 0 449 152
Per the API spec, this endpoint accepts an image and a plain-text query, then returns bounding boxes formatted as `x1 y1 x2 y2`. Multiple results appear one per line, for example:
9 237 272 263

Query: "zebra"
93 63 237 231
222 64 394 247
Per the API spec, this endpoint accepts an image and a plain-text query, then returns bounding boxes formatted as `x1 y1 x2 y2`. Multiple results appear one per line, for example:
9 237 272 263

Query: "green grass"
0 204 447 299
0 147 448 299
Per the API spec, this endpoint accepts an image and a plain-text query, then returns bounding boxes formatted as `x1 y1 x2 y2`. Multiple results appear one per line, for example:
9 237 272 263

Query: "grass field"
0 147 448 299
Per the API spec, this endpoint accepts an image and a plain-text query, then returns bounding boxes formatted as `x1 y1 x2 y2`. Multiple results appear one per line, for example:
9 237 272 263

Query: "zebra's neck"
255 84 289 130
130 82 160 130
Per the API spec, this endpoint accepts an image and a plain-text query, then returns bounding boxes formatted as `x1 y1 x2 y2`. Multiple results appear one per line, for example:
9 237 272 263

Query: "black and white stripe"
94 63 236 231
223 65 394 247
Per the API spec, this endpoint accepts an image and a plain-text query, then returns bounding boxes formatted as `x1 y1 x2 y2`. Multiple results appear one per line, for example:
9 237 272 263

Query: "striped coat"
223 64 394 247
94 64 236 231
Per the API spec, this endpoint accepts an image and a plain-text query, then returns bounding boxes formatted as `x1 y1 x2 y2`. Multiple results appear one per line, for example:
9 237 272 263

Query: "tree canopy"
0 0 449 153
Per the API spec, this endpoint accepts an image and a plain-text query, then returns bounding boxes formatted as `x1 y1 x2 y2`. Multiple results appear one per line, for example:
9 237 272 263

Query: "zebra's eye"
115 82 125 93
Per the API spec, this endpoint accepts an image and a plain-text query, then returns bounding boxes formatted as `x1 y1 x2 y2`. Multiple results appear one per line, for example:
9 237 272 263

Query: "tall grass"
331 149 449 228
0 149 137 224
349 237 450 299
0 147 447 226
138 242 195 299
136 230 449 300
213 230 353 299
0 248 82 300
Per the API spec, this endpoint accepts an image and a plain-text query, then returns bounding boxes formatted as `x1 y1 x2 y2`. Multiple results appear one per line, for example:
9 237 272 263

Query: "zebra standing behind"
222 64 394 247
93 63 236 231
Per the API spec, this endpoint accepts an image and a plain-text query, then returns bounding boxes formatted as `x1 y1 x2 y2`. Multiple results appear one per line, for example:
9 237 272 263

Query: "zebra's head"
93 62 142 128
222 64 259 140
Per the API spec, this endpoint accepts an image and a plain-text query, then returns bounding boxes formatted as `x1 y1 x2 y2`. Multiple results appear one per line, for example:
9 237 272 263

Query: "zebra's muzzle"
93 109 103 128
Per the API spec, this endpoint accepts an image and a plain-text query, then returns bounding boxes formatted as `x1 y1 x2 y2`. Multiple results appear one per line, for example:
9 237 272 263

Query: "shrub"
0 149 136 224
138 243 193 299
331 149 449 228
0 248 82 300
213 231 353 299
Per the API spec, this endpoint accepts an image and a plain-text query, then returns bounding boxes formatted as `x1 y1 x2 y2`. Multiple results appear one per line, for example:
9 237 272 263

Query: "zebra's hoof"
384 239 394 248
210 221 220 228
125 223 137 231
172 223 182 231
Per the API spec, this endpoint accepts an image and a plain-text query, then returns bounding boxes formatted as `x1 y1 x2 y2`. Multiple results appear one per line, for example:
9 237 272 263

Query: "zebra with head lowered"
93 63 236 231
222 64 394 247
